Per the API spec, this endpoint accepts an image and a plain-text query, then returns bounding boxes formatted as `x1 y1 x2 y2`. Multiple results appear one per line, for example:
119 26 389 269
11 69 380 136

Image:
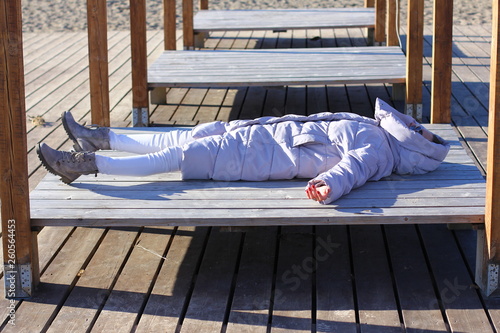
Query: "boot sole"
36 144 79 184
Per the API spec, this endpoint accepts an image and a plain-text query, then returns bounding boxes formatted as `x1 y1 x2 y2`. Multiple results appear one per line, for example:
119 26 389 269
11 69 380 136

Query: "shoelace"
61 151 91 164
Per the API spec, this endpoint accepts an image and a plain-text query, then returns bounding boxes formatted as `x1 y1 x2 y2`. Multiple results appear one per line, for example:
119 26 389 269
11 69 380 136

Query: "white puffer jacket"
181 98 450 204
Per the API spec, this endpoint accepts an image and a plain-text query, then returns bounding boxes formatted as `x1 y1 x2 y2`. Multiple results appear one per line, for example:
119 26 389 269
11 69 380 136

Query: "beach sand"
22 0 492 32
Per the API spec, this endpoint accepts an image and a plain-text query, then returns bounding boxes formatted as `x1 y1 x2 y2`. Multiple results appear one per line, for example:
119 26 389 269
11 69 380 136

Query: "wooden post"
430 0 453 124
200 0 209 10
164 0 177 50
0 0 39 298
130 0 149 126
476 0 500 297
386 0 399 46
375 0 387 43
365 0 375 45
183 0 195 49
405 0 424 121
87 0 110 127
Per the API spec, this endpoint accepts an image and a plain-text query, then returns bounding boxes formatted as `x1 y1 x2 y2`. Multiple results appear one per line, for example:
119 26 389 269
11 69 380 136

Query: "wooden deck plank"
179 229 242 332
135 227 210 333
193 8 375 32
454 229 500 332
385 225 448 332
1 228 106 332
46 228 140 332
0 227 74 319
152 88 189 125
419 225 495 332
225 227 278 333
23 32 81 71
23 33 89 83
90 227 174 332
315 225 357 332
270 227 313 332
350 225 402 332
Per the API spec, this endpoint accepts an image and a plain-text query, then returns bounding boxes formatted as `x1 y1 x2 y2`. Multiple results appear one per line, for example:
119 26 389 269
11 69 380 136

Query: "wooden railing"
1 0 499 297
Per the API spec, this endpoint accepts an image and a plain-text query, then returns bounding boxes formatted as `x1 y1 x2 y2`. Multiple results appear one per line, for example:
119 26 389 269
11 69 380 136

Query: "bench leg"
392 83 405 102
367 27 375 46
150 87 167 105
475 229 500 297
194 32 207 48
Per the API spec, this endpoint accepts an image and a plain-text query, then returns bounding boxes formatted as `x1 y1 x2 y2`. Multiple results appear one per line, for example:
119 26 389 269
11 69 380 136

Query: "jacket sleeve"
312 126 394 205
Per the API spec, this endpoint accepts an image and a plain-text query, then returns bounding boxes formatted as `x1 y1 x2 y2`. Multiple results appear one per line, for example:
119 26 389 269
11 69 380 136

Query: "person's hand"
305 180 331 203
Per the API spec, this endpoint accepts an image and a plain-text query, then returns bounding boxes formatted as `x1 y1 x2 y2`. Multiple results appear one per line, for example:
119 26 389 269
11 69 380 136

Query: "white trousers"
95 128 194 176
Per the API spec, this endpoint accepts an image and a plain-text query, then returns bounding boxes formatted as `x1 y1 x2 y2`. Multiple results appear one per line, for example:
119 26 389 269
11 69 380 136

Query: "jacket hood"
374 98 450 174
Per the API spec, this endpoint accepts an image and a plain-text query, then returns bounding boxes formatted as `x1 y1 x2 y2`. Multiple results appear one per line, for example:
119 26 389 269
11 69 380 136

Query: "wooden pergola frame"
0 0 498 298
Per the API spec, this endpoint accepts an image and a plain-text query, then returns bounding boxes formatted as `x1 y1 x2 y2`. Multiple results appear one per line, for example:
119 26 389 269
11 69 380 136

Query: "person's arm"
305 129 394 205
305 179 331 203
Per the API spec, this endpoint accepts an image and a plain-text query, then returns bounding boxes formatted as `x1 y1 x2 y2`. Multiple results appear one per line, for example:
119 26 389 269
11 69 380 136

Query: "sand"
22 0 492 32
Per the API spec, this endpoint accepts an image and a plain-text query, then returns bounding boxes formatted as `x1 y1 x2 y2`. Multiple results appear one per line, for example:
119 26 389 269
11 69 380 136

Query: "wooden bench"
182 0 395 49
29 125 486 228
191 8 376 48
148 46 407 106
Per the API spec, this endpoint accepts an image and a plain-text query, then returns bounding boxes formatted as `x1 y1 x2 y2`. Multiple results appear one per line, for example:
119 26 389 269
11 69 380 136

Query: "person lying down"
37 98 450 205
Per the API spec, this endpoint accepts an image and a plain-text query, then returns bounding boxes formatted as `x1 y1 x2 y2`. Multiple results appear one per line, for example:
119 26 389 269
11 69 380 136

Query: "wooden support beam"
375 0 387 43
365 0 376 44
130 0 149 126
0 0 38 298
430 0 453 124
87 0 110 127
200 0 209 10
477 0 500 297
164 0 177 50
405 0 424 120
183 0 195 49
386 0 399 46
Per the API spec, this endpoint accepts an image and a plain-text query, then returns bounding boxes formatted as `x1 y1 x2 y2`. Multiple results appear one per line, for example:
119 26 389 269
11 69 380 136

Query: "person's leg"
62 111 194 153
109 128 193 154
95 146 183 176
37 143 183 183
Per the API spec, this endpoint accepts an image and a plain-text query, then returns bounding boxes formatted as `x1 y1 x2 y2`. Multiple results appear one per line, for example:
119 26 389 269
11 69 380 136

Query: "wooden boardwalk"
0 26 499 332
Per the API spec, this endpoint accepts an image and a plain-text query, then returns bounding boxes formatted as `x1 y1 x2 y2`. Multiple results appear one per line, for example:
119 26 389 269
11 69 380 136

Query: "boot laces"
61 151 92 164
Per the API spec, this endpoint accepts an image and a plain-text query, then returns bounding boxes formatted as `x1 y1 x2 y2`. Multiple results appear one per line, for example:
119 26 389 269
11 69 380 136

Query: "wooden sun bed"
194 8 375 32
29 124 486 228
182 0 396 49
148 46 407 105
191 8 376 47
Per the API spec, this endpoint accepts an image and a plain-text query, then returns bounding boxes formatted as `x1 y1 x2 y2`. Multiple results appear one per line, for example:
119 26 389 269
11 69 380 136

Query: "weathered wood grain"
148 47 406 88
194 9 375 32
